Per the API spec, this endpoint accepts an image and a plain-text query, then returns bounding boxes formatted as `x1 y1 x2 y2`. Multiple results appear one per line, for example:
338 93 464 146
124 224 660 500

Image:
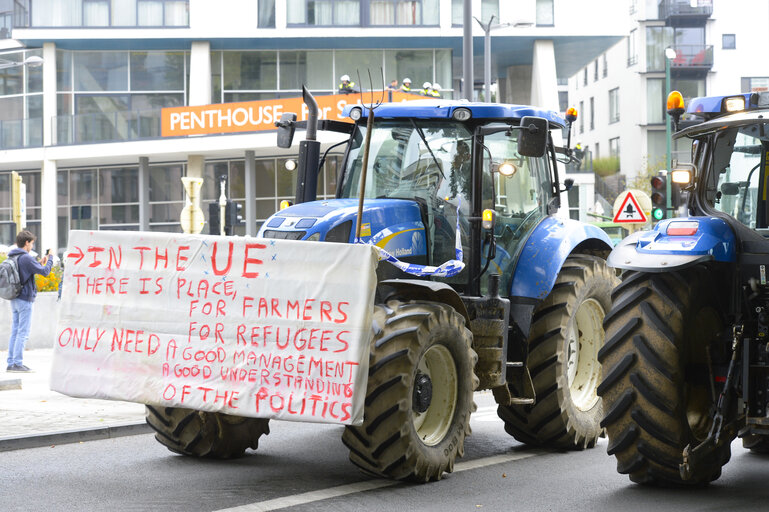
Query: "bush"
593 156 620 177
0 252 62 292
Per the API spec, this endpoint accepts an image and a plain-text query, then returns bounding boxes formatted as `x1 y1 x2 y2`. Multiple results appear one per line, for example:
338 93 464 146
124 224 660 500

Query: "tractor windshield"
340 119 474 215
704 123 768 228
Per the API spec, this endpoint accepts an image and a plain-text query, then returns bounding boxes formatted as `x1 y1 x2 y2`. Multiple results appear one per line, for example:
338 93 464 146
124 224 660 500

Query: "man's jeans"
7 298 33 366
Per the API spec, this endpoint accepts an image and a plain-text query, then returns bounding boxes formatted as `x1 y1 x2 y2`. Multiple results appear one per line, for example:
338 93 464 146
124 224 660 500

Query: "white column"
42 42 56 146
530 39 559 112
187 155 205 179
41 159 57 254
189 41 211 107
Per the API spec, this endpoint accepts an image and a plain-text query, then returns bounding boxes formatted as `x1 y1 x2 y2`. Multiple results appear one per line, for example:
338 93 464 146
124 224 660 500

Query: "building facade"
0 0 623 254
568 0 769 199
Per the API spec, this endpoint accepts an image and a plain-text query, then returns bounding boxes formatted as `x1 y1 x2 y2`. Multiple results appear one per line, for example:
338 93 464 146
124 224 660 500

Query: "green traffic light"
652 208 664 220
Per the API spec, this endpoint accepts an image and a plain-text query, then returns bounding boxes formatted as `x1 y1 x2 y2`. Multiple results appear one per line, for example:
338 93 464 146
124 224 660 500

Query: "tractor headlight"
452 108 472 121
349 107 363 121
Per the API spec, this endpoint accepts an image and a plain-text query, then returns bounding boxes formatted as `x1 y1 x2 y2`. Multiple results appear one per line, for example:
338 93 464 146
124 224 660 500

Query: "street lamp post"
462 0 473 100
664 47 676 216
474 17 533 103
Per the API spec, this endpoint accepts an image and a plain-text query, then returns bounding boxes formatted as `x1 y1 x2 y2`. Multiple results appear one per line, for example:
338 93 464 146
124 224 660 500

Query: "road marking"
215 449 544 512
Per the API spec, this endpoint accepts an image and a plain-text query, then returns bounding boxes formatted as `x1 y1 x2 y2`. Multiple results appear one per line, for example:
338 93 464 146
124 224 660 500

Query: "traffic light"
224 200 244 235
650 173 667 221
208 202 221 235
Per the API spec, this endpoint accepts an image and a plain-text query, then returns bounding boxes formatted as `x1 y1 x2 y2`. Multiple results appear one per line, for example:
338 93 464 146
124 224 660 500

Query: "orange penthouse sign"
161 91 425 137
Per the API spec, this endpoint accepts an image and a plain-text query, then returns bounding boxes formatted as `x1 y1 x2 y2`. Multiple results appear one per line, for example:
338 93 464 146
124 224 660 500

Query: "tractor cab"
260 100 567 296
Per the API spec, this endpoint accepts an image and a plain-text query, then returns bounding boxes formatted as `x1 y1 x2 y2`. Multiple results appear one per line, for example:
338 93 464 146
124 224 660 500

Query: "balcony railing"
55 109 163 146
647 44 713 72
0 117 43 150
658 0 712 25
13 0 189 28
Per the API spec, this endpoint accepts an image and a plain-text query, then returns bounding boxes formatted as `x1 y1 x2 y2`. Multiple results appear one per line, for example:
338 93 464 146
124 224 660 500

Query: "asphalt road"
3 392 769 512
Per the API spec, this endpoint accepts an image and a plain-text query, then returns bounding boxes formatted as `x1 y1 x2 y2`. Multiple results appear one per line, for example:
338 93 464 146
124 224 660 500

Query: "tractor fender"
607 216 736 273
509 217 613 300
377 279 470 327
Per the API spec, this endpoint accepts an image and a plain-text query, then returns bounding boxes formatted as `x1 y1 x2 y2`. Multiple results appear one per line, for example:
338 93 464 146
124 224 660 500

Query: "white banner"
51 231 378 425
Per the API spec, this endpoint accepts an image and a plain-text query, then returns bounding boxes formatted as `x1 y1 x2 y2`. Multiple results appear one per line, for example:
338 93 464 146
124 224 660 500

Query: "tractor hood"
257 198 428 259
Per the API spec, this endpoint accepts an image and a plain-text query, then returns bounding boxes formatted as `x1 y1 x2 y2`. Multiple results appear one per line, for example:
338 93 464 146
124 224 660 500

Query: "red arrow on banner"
67 246 84 264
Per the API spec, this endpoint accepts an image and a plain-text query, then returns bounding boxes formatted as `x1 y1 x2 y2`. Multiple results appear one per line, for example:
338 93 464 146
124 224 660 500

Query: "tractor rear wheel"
497 255 616 449
342 300 477 482
598 269 729 485
742 435 769 454
146 406 270 458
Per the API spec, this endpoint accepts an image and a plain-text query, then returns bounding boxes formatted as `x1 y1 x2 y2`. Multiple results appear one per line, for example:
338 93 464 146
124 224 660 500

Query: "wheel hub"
566 297 605 411
413 371 433 413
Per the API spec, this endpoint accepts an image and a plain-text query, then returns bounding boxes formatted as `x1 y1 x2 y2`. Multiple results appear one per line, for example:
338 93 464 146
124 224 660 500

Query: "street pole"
462 0 473 100
665 48 674 216
474 15 494 103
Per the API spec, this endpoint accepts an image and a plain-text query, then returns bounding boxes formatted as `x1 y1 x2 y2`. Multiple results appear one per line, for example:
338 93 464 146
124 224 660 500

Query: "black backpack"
0 254 23 300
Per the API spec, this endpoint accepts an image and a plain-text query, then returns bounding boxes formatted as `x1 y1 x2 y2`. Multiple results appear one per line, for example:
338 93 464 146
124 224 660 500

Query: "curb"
0 421 152 452
0 378 22 391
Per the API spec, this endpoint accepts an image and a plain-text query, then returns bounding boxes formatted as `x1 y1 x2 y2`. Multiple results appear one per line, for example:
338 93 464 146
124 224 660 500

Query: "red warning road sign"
613 191 648 223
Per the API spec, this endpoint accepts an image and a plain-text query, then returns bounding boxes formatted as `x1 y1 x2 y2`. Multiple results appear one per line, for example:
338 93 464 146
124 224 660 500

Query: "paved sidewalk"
0 348 148 450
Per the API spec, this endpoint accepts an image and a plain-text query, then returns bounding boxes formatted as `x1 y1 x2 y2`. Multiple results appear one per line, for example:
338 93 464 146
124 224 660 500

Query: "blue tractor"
254 94 617 482
600 91 769 485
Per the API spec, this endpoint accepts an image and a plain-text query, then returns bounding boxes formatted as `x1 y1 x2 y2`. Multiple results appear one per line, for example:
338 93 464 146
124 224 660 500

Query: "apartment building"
569 0 769 198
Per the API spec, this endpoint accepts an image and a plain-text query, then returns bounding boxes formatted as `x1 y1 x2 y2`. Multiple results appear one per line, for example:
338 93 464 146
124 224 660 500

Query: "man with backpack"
6 230 52 373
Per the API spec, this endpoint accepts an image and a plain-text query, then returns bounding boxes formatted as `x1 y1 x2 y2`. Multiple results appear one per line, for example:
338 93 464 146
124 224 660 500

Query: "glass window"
627 29 637 66
26 50 42 93
646 78 663 124
74 52 129 91
149 164 183 202
130 51 185 91
742 77 769 93
287 0 360 25
112 0 137 25
481 0 498 21
536 0 553 26
70 169 97 205
258 0 276 28
84 0 109 26
31 0 82 26
57 50 72 92
255 159 276 198
646 26 673 71
279 51 333 91
593 60 598 81
0 51 23 95
589 97 594 130
609 88 619 124
138 0 163 25
609 137 620 157
451 0 461 25
276 158 297 197
579 100 584 133
723 34 736 50
335 50 382 87
223 51 277 91
100 167 138 204
711 129 762 228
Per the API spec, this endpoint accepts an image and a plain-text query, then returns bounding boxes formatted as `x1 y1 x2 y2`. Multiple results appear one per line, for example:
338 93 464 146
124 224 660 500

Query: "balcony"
658 0 712 27
647 44 712 76
55 109 163 146
0 117 42 150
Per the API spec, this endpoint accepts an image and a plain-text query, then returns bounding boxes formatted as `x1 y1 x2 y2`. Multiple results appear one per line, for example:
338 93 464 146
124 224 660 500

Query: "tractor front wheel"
497 254 616 449
342 300 477 482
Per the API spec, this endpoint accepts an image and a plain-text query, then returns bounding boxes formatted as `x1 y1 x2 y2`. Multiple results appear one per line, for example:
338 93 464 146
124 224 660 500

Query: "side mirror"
562 178 574 192
518 116 548 157
276 112 297 149
720 182 740 196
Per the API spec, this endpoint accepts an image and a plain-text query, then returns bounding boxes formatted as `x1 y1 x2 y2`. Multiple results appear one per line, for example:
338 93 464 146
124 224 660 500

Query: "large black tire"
598 269 729 485
497 254 616 449
342 300 478 482
743 435 769 453
146 406 270 459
